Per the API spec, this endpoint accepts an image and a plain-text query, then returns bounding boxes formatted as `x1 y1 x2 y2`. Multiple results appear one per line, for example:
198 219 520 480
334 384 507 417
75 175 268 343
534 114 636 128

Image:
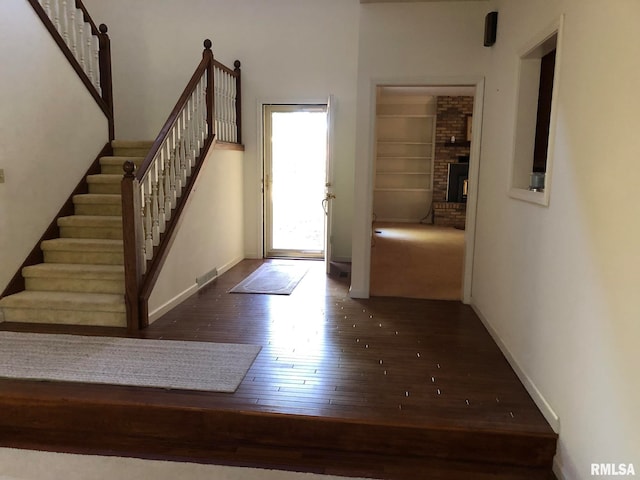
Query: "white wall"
473 0 640 478
82 0 359 262
0 447 372 480
148 146 244 320
350 1 489 296
0 0 109 292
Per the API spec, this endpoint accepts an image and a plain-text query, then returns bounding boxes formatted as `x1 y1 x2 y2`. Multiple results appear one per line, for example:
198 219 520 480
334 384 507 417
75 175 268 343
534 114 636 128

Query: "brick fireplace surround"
432 96 473 229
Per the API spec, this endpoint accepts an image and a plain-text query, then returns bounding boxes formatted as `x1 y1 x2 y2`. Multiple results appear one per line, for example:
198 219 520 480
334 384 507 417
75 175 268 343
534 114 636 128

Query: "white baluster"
59 0 69 47
180 134 188 186
231 74 237 143
68 7 77 57
227 73 233 142
194 80 201 150
42 0 52 19
51 0 61 31
137 186 147 274
190 93 198 158
182 109 193 174
175 132 184 193
168 131 178 206
151 164 160 246
85 26 95 87
224 73 229 142
75 10 86 70
163 141 173 222
143 178 153 260
215 67 222 138
201 75 207 143
92 35 101 94
227 72 233 142
221 69 227 142
201 76 207 143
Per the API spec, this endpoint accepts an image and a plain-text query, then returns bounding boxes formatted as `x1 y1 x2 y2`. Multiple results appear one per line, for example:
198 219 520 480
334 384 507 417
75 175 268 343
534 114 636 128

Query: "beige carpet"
0 331 261 392
370 223 464 300
229 262 308 295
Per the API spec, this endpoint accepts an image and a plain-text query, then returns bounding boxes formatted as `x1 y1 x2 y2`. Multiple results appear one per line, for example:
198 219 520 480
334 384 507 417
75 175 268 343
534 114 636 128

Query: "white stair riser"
100 165 127 175
89 183 121 194
74 203 122 216
43 251 124 265
60 226 123 240
0 307 125 327
25 278 125 295
112 148 151 157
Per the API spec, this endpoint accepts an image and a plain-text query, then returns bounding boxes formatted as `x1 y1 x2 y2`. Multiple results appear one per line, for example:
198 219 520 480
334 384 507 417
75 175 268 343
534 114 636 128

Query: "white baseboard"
553 458 568 480
148 256 245 323
148 284 199 324
470 302 560 433
349 287 368 299
217 255 244 277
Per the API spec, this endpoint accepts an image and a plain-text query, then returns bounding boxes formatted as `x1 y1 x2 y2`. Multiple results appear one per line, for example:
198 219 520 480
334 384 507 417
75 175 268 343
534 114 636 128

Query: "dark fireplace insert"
447 163 469 203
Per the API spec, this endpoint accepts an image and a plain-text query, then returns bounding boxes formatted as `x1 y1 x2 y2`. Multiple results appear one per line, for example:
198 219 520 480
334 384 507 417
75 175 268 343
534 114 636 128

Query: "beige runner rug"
229 262 308 295
0 331 261 392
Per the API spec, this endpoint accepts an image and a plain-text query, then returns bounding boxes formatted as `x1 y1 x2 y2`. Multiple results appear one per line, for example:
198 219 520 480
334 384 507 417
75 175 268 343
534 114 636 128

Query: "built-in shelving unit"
373 88 436 222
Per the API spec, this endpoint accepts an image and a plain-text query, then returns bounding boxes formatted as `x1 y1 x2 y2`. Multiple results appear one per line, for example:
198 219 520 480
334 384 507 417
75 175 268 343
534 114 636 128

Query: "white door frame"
350 76 485 304
257 99 335 262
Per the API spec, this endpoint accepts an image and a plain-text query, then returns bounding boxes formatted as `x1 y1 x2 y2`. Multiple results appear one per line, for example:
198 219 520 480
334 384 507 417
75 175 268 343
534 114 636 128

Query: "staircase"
0 141 152 327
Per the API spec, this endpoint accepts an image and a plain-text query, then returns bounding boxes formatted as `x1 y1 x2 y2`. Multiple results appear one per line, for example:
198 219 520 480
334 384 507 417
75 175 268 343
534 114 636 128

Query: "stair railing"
28 0 114 139
121 40 242 331
214 59 242 144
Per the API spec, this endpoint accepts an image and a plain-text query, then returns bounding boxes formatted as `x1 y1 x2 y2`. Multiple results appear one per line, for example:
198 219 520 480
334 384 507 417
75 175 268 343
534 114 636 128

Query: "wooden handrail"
135 50 212 182
122 39 242 330
26 0 114 139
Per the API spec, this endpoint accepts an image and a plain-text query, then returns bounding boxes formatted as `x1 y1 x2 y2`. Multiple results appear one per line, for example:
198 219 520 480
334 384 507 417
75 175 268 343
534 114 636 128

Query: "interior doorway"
263 104 329 260
370 86 475 301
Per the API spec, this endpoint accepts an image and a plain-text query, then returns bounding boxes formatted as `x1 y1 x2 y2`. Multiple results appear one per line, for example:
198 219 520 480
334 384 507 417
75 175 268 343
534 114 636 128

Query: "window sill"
508 187 550 207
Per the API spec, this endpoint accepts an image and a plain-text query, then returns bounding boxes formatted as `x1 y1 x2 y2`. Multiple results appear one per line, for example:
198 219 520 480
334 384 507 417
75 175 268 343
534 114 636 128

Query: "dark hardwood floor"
0 259 557 479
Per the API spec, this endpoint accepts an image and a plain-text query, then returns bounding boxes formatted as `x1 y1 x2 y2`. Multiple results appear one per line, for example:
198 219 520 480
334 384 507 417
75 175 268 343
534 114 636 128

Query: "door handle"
321 194 335 215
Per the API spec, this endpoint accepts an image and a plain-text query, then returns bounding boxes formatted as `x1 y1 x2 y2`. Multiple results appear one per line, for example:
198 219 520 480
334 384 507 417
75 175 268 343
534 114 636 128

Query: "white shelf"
373 90 436 222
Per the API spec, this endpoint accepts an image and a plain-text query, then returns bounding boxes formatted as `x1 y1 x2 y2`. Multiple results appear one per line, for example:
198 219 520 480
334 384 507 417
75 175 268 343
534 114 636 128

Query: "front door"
263 104 328 259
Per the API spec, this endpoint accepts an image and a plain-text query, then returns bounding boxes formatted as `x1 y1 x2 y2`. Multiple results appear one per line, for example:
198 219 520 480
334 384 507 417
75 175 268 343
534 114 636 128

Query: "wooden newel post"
98 23 114 140
234 60 242 145
203 39 215 139
121 160 142 331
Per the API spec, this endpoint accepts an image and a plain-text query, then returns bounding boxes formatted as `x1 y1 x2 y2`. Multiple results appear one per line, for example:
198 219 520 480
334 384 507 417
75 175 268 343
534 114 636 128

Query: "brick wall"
432 96 473 229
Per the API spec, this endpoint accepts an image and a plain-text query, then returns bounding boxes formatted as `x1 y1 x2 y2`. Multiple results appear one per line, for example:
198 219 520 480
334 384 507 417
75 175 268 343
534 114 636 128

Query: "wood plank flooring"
0 259 557 479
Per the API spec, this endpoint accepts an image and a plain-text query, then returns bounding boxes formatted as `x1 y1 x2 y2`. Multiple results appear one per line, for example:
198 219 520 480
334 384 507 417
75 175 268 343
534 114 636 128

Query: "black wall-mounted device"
484 11 498 47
